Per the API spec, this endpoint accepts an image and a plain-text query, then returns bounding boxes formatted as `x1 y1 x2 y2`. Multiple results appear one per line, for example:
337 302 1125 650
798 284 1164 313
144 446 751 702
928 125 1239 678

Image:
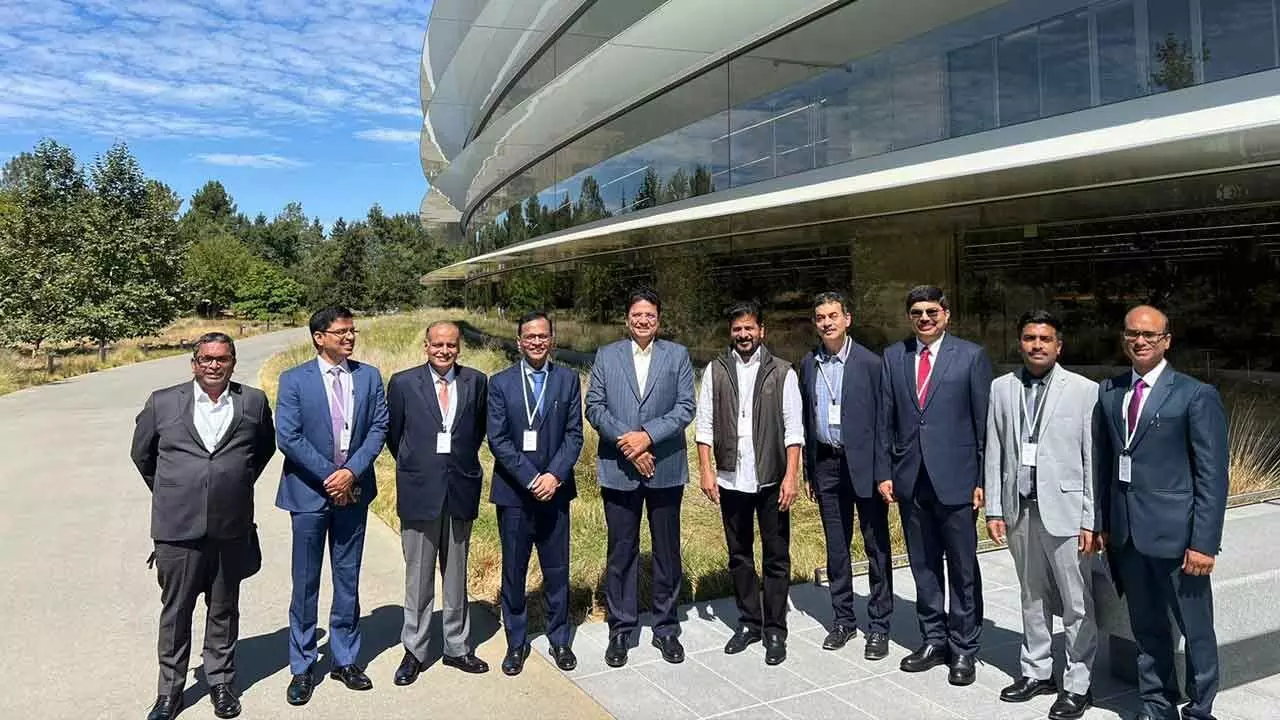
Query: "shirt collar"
918 332 945 355
317 355 351 375
631 339 654 357
430 365 457 384
1020 363 1055 386
734 346 763 367
1132 358 1168 387
522 359 552 375
819 337 851 363
192 380 231 406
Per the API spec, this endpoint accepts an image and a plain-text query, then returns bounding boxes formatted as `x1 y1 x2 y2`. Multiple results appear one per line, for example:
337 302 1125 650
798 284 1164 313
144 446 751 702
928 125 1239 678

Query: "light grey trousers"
401 514 473 660
1007 501 1098 695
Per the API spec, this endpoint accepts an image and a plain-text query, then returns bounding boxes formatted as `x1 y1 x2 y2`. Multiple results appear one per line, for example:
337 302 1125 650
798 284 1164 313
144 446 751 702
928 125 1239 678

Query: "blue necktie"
530 370 546 417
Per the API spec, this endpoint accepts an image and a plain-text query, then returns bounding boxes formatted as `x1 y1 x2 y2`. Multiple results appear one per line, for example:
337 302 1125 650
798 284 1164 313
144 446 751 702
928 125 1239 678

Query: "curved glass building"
421 0 1280 369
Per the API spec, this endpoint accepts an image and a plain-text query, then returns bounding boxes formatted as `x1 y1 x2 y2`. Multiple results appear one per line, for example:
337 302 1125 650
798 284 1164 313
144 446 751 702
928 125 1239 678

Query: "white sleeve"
694 363 715 447
783 368 805 447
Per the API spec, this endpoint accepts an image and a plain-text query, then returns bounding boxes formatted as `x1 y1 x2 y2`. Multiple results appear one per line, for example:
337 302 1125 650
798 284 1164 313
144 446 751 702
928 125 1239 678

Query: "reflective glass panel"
1201 0 1276 82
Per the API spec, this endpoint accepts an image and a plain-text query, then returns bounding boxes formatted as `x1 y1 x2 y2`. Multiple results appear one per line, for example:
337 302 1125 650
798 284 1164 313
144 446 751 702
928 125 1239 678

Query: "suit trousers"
154 536 248 696
602 484 684 639
288 505 367 674
401 514 473 660
1007 501 1096 694
1115 542 1219 720
719 484 791 635
812 448 894 633
899 464 983 656
497 502 571 648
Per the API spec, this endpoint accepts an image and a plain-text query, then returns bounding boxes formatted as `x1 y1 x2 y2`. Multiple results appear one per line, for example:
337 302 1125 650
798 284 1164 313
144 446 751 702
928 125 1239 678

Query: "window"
1202 0 1277 82
998 27 1041 126
1097 1 1141 103
1040 12 1093 116
948 39 996 137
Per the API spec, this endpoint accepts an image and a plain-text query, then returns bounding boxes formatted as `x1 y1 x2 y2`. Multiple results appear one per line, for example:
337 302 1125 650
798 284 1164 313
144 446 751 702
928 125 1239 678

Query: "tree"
664 168 691 204
1151 34 1201 92
574 175 609 224
232 260 303 321
692 165 715 196
184 232 258 315
635 168 661 210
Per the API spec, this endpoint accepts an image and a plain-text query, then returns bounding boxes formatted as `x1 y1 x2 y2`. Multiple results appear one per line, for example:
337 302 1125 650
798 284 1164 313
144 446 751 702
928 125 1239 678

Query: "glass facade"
466 0 1280 253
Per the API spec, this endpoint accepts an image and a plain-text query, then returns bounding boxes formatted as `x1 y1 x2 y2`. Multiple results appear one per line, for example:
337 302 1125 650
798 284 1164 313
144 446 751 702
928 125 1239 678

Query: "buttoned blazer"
797 340 890 498
487 362 584 507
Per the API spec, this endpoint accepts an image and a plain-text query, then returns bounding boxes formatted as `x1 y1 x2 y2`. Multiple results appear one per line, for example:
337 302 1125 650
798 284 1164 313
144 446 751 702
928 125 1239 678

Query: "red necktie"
1127 378 1146 436
917 347 931 407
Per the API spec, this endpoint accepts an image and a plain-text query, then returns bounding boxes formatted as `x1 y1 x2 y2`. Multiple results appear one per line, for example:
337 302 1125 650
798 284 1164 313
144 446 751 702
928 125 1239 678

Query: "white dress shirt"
695 348 805 493
915 333 946 391
318 356 354 455
632 340 653 396
1123 358 1168 444
431 365 458 430
192 380 234 451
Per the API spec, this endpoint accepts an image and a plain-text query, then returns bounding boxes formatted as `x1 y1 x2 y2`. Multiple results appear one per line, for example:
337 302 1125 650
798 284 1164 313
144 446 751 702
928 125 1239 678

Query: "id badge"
828 403 842 425
1020 442 1038 467
435 431 451 454
522 430 538 452
1118 454 1132 484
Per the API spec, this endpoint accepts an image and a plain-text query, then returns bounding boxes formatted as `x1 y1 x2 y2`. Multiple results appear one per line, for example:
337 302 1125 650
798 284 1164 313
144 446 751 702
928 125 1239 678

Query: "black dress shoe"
550 644 577 671
394 650 425 686
330 664 373 691
652 634 685 664
900 643 948 672
604 634 629 668
724 626 762 654
502 644 531 676
864 631 889 660
948 653 976 686
209 683 240 719
146 694 180 720
1000 676 1057 703
443 652 490 674
1048 690 1092 720
763 631 786 666
822 624 858 650
286 669 315 706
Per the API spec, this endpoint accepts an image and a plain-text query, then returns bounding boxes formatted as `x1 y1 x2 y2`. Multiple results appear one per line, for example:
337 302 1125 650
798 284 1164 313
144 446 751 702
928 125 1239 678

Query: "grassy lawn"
0 316 290 396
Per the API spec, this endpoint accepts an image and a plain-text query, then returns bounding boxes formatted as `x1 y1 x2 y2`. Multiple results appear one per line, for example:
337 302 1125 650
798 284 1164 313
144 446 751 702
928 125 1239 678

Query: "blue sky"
0 0 433 229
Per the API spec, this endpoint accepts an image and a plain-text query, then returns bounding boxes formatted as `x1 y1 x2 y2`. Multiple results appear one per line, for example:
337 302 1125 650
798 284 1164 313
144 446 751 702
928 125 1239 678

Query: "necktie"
1018 380 1041 498
329 367 347 464
916 347 932 406
530 370 546 418
437 377 449 418
1027 381 1041 432
1127 378 1147 436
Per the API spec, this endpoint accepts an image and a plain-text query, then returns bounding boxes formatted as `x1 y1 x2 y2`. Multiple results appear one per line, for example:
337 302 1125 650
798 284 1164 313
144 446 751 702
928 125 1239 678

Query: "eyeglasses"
628 312 658 322
319 329 359 338
194 356 234 367
909 308 943 319
1123 330 1168 342
520 333 552 343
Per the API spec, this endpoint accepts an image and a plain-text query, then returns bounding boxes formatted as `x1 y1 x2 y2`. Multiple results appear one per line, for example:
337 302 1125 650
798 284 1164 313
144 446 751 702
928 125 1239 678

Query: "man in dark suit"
1094 305 1228 720
797 291 894 662
274 307 388 705
585 287 696 668
386 321 489 686
488 311 584 675
131 332 276 720
880 285 992 686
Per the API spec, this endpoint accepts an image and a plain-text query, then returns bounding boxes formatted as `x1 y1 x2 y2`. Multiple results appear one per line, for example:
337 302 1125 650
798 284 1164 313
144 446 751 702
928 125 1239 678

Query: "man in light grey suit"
985 310 1099 720
585 287 696 668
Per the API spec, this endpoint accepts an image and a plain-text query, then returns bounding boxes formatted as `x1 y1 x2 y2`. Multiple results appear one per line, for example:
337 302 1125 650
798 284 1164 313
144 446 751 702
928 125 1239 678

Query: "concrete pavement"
0 329 608 720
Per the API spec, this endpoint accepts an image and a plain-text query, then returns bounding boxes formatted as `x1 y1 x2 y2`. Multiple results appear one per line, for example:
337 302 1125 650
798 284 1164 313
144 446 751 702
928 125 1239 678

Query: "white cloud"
194 152 306 168
354 128 420 143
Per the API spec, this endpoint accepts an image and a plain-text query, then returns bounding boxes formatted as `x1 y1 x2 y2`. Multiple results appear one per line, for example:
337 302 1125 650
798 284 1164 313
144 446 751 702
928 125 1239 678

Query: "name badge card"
435 431 451 454
1020 442 1038 467
1118 454 1132 484
523 430 538 452
828 403 842 425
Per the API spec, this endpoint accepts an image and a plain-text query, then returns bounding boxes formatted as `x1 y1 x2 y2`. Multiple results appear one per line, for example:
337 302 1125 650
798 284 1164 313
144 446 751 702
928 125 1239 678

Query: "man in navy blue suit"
1094 305 1228 720
487 311 584 676
274 307 388 705
880 285 992 686
797 291 894 662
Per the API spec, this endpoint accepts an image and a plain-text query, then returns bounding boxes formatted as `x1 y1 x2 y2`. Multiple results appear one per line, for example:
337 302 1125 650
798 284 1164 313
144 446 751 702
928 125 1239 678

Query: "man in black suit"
131 332 276 720
880 285 992 686
487 311 584 675
797 291 894 661
386 321 490 685
1094 305 1228 720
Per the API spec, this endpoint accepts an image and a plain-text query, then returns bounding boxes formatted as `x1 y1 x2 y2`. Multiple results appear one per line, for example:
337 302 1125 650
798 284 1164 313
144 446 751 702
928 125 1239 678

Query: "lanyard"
817 338 849 404
521 361 548 429
1124 375 1147 449
1020 377 1050 443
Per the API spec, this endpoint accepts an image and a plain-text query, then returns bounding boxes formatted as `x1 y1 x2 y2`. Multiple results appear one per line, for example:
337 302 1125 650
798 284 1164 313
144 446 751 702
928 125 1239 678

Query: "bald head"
1122 305 1171 374
1124 305 1169 334
425 321 461 373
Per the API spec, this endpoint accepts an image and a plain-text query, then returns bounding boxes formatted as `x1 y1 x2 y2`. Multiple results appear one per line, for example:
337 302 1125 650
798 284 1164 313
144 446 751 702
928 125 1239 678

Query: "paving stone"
769 690 875 720
634 654 759 717
828 675 960 719
697 646 816 702
576 667 697 720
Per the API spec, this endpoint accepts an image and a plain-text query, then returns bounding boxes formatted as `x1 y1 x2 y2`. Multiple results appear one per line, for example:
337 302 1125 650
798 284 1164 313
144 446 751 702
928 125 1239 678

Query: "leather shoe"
1000 676 1057 703
146 694 180 720
763 631 786 666
604 634 629 668
864 631 889 660
209 683 240 719
550 644 577 671
948 653 976 686
502 644 531 676
443 652 490 674
652 634 685 664
724 626 762 654
1048 690 1092 720
822 624 857 650
329 664 373 691
900 643 948 672
286 668 314 706
394 650 425 686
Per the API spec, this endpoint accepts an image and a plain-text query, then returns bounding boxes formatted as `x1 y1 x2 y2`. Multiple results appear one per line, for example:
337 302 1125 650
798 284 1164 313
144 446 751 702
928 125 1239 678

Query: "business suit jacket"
487 363 584 507
1094 366 1228 559
985 366 1098 538
131 381 276 542
273 358 389 513
881 334 993 506
386 363 487 522
585 338 695 491
798 340 890 498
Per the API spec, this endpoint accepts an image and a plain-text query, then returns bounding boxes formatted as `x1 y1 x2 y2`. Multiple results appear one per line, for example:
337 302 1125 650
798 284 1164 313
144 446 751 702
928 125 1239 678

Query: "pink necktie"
917 347 932 407
1126 378 1146 436
329 368 347 464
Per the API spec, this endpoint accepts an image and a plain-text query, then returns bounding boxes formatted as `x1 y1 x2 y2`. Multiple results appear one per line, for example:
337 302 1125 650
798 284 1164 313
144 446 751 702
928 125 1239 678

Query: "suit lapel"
211 383 245 455
1036 370 1068 434
1107 375 1128 443
621 342 642 403
902 342 919 413
418 364 446 428
178 383 209 452
1130 370 1177 449
349 361 367 437
308 361 335 432
921 341 955 413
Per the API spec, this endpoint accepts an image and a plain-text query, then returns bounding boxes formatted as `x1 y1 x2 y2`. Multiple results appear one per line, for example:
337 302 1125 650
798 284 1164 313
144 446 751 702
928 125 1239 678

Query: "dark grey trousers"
154 537 247 696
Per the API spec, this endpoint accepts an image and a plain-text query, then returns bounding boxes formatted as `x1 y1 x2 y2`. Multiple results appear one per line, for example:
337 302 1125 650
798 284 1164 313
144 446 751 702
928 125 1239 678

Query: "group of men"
131 286 1229 720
